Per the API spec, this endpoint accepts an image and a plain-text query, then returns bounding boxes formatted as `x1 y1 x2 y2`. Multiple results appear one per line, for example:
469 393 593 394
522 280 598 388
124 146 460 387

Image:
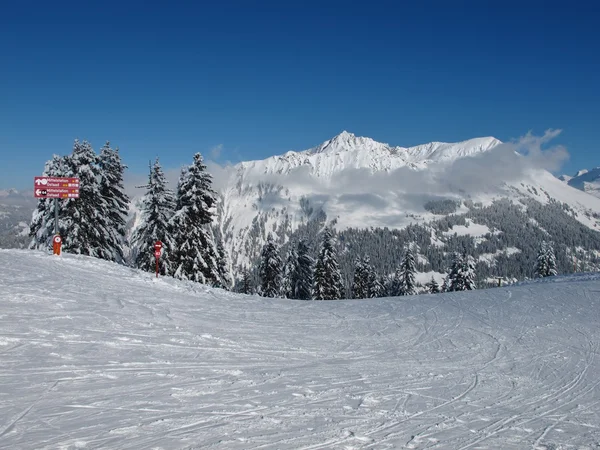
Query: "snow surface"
2 250 600 449
442 220 495 238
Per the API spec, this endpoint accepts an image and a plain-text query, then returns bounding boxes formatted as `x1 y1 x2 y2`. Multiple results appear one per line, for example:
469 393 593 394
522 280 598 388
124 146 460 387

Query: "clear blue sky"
2 1 599 189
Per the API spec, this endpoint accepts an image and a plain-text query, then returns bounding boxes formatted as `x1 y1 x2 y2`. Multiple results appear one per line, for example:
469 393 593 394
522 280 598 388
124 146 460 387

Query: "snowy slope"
2 249 600 449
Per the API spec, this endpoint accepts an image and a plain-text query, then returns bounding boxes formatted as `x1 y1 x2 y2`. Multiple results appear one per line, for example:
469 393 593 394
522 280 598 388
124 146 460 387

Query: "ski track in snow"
1 250 600 449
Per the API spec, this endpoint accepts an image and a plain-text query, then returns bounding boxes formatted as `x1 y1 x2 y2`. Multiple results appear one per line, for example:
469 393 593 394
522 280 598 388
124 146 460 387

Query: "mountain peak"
309 131 388 155
334 130 354 140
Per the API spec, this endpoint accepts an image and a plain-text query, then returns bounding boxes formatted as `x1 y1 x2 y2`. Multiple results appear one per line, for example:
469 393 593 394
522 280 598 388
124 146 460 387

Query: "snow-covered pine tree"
535 241 558 278
98 142 130 263
129 158 176 275
352 257 368 299
352 256 376 298
441 275 450 293
313 227 343 300
61 140 114 259
390 267 403 296
382 273 395 297
425 276 441 293
461 253 477 290
445 252 477 291
282 244 298 298
240 267 253 294
398 245 417 295
170 153 222 285
546 242 558 277
259 233 282 297
293 239 313 300
534 242 548 278
215 239 231 290
444 252 463 292
29 154 72 251
369 271 384 298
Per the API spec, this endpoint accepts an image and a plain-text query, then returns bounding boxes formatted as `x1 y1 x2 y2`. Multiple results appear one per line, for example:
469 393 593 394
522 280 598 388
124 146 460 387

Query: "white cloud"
210 144 224 160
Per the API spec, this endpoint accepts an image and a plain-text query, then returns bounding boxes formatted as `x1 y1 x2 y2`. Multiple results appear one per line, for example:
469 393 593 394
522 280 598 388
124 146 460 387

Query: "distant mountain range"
559 167 600 199
0 189 36 248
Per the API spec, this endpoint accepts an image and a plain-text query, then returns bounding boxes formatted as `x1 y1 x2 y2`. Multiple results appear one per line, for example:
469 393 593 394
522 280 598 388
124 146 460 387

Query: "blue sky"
1 1 599 189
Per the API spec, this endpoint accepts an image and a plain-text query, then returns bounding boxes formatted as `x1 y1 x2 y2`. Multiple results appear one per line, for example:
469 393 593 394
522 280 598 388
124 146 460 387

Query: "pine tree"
535 240 558 278
61 140 113 259
29 154 72 251
352 257 368 299
441 275 450 293
398 245 417 295
240 267 253 294
282 244 298 298
293 239 313 300
314 227 343 300
547 243 558 277
170 153 222 285
461 254 477 290
130 158 176 275
352 256 376 298
390 267 403 296
259 233 282 297
239 267 252 294
534 242 548 278
425 276 441 293
370 272 384 298
98 142 130 263
445 252 477 291
215 239 231 290
382 274 395 297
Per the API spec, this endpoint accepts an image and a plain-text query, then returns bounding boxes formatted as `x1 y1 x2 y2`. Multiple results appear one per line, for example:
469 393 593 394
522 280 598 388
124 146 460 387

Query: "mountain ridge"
236 132 503 178
210 131 600 273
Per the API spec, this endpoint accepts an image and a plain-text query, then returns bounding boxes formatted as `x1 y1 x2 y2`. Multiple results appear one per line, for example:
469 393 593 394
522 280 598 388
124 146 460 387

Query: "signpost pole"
154 241 163 278
54 198 59 235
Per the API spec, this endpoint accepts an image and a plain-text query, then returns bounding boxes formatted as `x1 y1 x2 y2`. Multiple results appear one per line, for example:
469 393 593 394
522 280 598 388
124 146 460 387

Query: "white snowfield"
1 250 600 449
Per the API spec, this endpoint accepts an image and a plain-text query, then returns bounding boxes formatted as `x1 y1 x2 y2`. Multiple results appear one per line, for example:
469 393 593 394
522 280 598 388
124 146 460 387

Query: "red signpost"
53 235 62 255
154 241 163 277
34 177 81 255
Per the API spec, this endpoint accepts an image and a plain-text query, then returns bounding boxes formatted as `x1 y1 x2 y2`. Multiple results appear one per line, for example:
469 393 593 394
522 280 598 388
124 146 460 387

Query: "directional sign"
34 177 80 198
34 188 80 199
34 177 80 188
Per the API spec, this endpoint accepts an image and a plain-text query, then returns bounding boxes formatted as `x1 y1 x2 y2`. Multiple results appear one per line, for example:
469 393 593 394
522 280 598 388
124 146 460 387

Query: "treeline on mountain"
237 196 600 297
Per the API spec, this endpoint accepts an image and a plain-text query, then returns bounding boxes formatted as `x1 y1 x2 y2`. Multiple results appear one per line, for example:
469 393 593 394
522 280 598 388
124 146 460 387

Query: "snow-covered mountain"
0 189 35 248
560 167 600 198
215 131 600 270
3 249 600 448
